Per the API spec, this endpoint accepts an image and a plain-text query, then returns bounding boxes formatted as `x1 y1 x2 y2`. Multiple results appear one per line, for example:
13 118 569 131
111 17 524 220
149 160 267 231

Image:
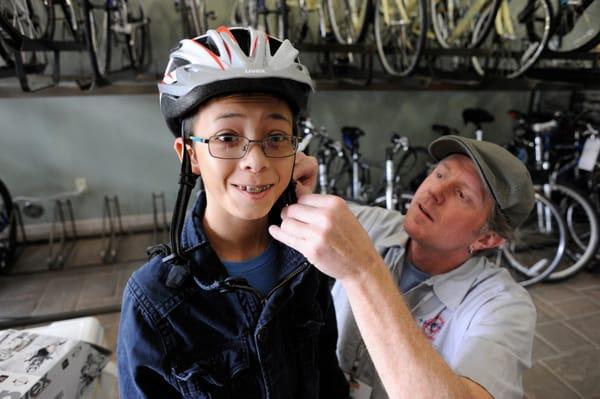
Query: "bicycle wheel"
544 183 599 281
0 179 16 274
247 0 288 39
547 0 600 54
84 0 111 80
471 0 552 79
430 0 500 48
286 0 310 44
501 192 566 287
370 192 414 212
374 0 427 76
327 0 372 44
0 0 52 66
180 0 207 37
394 146 433 192
231 0 250 25
124 0 150 71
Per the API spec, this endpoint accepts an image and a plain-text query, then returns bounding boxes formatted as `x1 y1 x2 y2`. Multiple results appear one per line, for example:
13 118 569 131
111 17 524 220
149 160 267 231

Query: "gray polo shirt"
333 204 536 399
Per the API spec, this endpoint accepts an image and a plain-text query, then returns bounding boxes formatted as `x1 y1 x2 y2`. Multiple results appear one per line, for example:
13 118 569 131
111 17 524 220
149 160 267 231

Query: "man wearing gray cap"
270 135 536 399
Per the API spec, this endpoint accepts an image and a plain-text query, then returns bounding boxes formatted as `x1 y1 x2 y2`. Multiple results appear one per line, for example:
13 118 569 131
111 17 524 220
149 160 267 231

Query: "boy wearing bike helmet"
117 27 349 398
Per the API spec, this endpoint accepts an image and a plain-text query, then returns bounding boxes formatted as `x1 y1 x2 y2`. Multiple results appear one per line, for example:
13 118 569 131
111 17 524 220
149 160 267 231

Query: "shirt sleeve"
451 291 536 399
118 278 181 398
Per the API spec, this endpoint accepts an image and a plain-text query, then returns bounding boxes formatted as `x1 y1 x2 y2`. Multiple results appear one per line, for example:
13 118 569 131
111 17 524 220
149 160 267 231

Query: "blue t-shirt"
222 241 280 296
399 258 430 293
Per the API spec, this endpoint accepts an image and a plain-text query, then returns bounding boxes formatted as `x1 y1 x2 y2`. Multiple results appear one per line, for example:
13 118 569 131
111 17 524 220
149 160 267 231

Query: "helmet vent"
201 36 220 57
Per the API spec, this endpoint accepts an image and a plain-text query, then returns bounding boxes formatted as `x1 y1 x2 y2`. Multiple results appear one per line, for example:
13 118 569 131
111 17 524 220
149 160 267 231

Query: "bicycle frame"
447 0 493 43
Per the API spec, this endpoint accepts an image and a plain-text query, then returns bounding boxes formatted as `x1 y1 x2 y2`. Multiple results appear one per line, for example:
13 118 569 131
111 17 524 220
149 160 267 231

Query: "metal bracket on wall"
47 199 78 269
100 195 126 263
152 192 169 244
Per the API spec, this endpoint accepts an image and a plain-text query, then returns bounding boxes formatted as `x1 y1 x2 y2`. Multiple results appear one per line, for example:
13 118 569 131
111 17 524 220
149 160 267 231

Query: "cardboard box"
0 329 110 399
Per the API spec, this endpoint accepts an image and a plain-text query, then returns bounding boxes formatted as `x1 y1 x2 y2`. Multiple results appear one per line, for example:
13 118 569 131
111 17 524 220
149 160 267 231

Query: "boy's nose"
240 143 269 172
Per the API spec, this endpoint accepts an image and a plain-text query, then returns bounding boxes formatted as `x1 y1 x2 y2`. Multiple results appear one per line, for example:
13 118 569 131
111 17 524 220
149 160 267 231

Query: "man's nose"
427 180 445 204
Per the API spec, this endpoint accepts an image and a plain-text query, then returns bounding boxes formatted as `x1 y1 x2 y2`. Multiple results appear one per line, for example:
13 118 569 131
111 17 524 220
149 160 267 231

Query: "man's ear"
173 138 201 175
471 231 506 252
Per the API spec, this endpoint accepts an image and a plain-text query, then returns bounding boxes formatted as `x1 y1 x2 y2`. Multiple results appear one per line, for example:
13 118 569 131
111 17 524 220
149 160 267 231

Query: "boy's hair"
181 92 298 138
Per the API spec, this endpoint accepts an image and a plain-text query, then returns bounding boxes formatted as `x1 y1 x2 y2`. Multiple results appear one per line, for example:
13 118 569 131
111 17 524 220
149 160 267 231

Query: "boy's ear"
174 138 201 175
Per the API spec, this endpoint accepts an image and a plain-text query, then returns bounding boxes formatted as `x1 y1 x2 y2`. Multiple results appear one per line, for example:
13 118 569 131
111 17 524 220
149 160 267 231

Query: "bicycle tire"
124 0 150 71
501 192 566 287
286 0 310 45
544 183 599 281
0 179 16 274
547 0 600 54
327 0 372 44
0 0 52 65
84 0 111 81
277 0 288 39
394 146 433 192
471 0 552 79
374 0 427 76
370 192 414 213
180 0 203 37
430 0 500 49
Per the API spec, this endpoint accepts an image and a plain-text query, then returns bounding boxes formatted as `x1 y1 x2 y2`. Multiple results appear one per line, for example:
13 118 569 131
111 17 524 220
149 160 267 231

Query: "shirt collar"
426 256 487 311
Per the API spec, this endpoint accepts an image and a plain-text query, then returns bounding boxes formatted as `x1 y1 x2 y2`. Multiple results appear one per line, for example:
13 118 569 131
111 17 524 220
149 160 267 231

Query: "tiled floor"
1 233 600 398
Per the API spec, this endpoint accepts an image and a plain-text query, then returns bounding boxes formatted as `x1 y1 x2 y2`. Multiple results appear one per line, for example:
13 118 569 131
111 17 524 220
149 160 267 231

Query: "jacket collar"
181 191 307 290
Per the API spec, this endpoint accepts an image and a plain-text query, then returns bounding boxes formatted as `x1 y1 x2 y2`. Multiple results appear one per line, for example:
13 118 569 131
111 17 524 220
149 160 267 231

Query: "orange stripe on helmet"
189 39 225 70
251 36 259 56
217 26 237 42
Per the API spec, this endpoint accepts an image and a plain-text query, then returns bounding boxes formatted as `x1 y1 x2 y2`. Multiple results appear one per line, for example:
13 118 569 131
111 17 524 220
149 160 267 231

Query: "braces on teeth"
236 185 272 193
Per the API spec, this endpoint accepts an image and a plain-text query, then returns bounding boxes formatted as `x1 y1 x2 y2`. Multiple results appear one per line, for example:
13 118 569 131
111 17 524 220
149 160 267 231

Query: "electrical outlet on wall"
75 177 88 193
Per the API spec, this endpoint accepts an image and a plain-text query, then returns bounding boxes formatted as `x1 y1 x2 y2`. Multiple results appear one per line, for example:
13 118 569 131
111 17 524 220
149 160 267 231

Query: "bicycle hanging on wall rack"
0 0 151 91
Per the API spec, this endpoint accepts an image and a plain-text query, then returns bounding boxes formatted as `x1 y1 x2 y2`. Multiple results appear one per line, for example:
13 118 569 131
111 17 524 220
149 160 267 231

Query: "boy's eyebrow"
214 112 292 125
267 112 292 125
214 112 244 121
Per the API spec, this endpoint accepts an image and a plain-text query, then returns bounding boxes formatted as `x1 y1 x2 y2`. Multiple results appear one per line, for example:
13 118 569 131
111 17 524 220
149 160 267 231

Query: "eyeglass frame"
188 134 299 159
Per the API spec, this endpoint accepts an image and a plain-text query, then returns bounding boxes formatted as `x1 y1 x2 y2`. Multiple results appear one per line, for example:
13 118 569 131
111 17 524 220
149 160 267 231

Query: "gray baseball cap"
428 135 535 230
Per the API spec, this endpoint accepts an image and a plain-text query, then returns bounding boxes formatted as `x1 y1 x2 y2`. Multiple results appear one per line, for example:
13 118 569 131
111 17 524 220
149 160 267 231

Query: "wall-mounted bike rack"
151 192 169 245
47 199 78 269
100 195 126 264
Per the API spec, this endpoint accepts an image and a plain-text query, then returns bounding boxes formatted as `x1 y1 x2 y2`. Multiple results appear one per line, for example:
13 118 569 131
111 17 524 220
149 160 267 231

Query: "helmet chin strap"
170 126 199 261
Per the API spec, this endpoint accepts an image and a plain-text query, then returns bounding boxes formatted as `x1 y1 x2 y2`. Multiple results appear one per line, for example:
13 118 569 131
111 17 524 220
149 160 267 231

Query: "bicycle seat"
341 126 365 151
431 124 459 136
462 108 495 126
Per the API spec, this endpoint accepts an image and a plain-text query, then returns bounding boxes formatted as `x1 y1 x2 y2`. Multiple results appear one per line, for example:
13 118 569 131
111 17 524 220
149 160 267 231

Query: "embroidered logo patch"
421 314 445 341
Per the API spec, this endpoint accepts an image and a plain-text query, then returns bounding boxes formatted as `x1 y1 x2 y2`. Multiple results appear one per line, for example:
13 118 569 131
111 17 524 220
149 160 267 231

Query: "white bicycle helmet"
159 26 315 137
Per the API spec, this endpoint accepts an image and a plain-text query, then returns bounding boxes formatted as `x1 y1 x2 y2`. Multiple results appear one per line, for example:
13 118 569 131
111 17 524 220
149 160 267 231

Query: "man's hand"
293 152 318 197
269 194 383 281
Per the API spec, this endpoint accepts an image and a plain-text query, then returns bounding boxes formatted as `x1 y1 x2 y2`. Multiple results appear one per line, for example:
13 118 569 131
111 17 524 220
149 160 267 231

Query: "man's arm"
269 195 493 399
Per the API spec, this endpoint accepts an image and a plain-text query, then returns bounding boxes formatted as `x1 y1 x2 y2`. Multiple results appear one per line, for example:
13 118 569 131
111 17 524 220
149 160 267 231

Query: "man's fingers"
296 193 346 209
269 225 306 254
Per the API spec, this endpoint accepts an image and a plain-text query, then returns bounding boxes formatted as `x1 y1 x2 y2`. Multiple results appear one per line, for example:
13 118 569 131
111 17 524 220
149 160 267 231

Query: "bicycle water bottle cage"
341 126 365 151
462 108 494 127
432 124 459 136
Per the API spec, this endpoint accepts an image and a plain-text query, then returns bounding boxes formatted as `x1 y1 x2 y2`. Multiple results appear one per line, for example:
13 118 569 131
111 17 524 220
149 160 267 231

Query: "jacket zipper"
222 260 310 398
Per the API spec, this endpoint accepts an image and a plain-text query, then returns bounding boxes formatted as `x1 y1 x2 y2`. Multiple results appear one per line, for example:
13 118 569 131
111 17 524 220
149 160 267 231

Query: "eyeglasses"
189 134 299 159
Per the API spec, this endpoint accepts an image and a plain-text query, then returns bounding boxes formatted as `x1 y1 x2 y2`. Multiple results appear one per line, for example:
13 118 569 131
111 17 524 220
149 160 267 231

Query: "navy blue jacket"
118 193 349 398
